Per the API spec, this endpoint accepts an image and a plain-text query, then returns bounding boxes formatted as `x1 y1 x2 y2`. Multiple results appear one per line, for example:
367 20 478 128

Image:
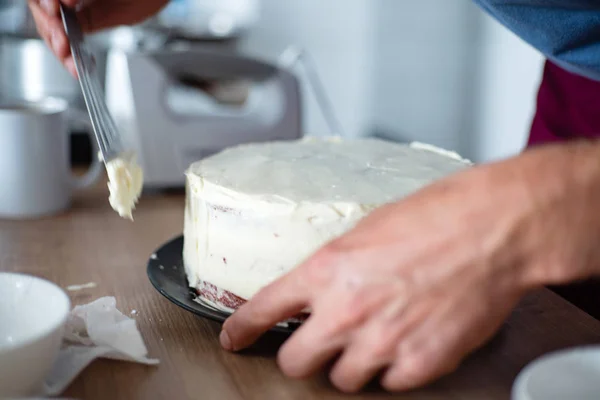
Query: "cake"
182 137 471 313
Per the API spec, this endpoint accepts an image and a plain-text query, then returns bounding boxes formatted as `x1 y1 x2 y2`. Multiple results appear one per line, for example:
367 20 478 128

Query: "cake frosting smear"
105 152 143 220
183 137 472 311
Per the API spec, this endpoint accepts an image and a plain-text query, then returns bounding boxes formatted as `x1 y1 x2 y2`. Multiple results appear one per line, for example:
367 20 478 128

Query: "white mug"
0 97 102 218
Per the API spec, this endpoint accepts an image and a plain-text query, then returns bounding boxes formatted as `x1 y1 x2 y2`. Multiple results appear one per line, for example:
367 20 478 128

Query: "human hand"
27 0 167 76
220 141 600 392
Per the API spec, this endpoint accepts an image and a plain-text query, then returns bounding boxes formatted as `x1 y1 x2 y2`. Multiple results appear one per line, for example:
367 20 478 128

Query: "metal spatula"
60 5 124 163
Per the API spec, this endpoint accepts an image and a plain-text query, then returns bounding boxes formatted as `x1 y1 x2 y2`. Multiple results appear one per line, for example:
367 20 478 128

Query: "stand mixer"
105 44 303 188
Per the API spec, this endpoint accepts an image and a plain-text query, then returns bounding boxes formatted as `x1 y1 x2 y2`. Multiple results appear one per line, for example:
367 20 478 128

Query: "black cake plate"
147 235 299 334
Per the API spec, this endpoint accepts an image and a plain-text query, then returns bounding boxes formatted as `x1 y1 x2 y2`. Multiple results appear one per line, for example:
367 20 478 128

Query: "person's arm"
474 0 600 81
220 138 600 393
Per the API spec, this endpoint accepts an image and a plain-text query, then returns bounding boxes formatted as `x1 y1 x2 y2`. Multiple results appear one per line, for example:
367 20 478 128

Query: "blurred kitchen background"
0 0 544 179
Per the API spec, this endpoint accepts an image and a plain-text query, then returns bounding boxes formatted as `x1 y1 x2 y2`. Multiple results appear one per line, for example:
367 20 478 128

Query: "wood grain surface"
2 175 600 400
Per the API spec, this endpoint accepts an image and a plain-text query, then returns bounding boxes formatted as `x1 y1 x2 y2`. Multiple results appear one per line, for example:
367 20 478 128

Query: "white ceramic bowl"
0 272 70 398
512 345 600 400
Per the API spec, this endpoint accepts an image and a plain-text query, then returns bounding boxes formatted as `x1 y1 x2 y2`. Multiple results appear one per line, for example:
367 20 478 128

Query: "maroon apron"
529 60 600 146
528 60 600 318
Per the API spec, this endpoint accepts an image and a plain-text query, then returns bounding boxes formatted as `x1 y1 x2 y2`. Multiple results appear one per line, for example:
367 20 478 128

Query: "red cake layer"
194 279 308 322
195 280 246 310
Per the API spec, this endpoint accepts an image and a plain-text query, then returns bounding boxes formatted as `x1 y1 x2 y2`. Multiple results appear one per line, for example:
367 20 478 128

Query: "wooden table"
2 175 600 400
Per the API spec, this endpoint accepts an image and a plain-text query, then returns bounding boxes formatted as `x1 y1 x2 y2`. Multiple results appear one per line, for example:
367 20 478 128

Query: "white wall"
239 0 545 162
367 0 481 158
239 0 373 138
473 11 544 163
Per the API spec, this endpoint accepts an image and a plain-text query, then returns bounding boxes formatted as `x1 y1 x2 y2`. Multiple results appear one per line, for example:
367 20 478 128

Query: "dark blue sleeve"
474 0 600 81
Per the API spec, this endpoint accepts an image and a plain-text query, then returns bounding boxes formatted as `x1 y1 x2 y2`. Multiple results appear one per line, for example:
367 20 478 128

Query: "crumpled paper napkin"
41 296 159 397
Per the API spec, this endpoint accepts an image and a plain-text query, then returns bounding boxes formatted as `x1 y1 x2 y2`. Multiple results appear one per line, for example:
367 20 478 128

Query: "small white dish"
512 345 600 400
0 272 70 398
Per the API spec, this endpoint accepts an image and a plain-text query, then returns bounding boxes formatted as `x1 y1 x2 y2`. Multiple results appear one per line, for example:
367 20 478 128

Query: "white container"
0 272 70 398
0 97 102 218
512 346 600 400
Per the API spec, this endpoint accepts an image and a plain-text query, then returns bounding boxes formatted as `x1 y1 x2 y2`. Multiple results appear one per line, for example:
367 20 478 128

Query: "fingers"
382 335 460 390
28 0 76 77
380 298 478 392
276 314 346 379
327 295 428 392
64 57 77 78
38 0 59 16
29 0 68 58
381 349 460 392
221 269 310 351
328 338 390 393
221 246 338 352
276 279 398 384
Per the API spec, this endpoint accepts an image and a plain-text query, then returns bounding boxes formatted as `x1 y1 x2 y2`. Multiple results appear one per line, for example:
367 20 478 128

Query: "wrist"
517 139 600 287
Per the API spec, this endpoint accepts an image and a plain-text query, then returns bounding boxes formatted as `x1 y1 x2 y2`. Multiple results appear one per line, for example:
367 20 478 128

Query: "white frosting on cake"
183 137 471 302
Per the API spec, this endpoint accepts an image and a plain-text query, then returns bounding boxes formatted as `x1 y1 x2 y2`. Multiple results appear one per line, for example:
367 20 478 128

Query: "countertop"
2 175 600 400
